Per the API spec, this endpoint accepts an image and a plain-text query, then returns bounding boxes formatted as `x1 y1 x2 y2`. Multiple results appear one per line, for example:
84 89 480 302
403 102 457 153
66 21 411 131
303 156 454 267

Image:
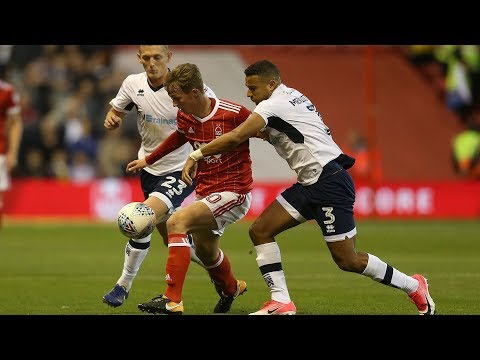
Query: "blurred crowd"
1 45 140 183
404 45 480 120
403 45 480 180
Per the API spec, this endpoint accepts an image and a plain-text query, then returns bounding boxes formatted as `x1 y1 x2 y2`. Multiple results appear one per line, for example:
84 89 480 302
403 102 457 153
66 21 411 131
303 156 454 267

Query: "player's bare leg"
103 197 202 307
138 195 248 314
194 229 247 313
327 236 435 314
249 200 298 315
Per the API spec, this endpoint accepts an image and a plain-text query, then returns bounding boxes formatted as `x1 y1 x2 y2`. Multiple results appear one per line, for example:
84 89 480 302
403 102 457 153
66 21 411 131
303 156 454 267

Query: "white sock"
362 253 418 293
117 234 151 291
255 242 291 303
187 234 205 268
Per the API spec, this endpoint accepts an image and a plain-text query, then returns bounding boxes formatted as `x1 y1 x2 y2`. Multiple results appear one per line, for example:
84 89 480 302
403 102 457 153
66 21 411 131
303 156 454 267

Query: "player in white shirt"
183 59 436 315
102 45 218 308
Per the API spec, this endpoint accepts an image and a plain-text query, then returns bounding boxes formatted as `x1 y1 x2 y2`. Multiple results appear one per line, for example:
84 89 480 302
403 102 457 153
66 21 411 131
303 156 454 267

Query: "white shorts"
198 191 252 236
0 155 10 192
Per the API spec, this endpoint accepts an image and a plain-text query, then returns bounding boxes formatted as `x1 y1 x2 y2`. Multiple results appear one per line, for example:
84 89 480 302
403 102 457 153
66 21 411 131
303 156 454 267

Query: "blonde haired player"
127 63 252 314
102 46 220 308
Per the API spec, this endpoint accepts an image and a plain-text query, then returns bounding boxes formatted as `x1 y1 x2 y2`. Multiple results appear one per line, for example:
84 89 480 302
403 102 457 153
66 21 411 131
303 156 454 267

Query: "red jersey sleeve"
145 130 187 165
238 106 252 123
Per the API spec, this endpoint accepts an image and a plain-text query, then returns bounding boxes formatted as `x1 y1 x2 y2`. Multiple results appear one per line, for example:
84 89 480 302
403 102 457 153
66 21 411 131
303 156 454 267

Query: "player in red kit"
126 63 253 314
0 75 23 230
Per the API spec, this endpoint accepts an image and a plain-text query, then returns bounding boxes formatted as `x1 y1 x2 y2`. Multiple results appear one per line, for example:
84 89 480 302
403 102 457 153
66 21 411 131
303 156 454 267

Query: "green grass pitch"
1 219 479 315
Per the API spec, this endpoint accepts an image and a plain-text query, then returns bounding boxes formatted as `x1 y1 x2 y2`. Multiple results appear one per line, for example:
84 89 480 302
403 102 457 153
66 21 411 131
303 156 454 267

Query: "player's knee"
166 212 190 233
249 220 271 242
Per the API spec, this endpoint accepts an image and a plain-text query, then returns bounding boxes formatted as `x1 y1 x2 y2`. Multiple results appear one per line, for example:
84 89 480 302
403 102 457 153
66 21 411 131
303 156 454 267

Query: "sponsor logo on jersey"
214 124 223 137
143 114 177 125
193 141 223 164
289 94 308 106
205 154 223 164
137 89 144 96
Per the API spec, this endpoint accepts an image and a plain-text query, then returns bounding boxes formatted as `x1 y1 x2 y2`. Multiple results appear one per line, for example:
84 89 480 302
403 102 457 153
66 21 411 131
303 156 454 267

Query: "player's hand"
104 113 122 130
126 158 147 173
255 131 269 142
182 157 198 186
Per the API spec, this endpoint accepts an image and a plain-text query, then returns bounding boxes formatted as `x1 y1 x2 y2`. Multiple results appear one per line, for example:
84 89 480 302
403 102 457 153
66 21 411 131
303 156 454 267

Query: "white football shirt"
110 72 216 176
254 83 343 186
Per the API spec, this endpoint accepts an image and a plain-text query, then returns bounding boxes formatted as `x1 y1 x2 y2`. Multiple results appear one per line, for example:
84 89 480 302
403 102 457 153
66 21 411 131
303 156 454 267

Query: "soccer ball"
117 202 156 240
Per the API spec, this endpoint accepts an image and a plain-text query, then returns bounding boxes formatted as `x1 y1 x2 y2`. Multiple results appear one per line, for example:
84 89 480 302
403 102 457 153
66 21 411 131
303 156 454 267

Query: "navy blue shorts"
140 169 195 210
279 160 357 241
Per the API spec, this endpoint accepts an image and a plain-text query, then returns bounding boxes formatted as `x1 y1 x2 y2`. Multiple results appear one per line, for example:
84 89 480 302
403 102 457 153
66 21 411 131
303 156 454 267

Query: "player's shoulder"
123 72 147 86
217 98 247 112
261 84 302 110
277 84 303 100
216 99 251 122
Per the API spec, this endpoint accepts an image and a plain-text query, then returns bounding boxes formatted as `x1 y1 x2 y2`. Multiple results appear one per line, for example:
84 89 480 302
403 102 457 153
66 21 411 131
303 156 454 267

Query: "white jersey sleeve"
253 84 343 185
110 75 137 114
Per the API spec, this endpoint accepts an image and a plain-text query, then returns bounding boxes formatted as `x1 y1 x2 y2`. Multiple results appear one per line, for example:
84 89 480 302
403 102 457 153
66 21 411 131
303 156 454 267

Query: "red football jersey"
177 98 253 197
0 80 21 154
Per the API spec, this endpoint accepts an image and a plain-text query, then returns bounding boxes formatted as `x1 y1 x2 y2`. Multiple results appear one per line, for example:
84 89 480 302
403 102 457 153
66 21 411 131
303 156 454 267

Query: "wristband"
189 149 204 162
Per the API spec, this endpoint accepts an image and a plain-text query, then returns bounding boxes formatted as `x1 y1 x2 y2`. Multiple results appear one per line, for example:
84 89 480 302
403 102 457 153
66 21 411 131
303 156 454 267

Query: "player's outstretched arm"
183 113 265 185
190 113 265 160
